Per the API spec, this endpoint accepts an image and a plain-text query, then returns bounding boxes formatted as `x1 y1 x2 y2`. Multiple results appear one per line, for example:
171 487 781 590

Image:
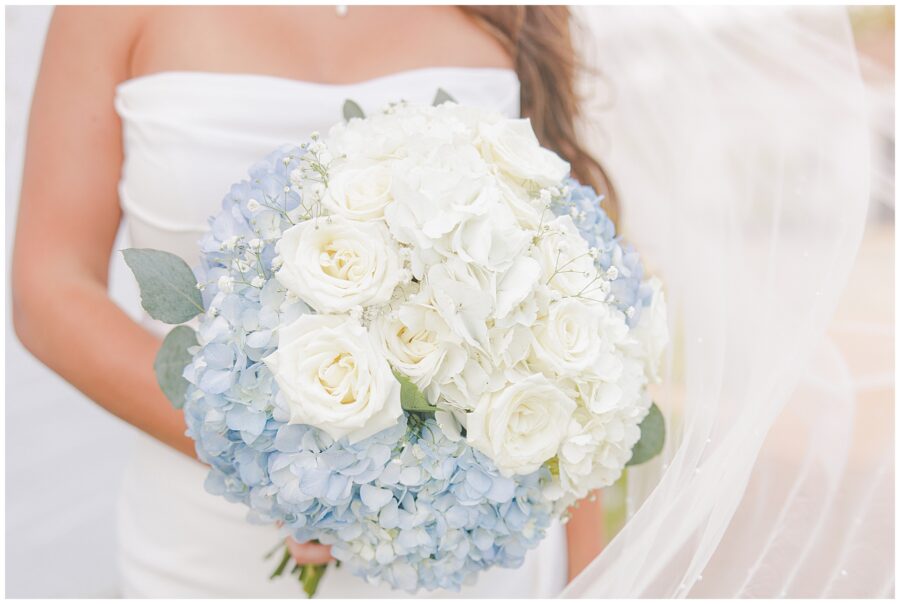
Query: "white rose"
532 216 601 298
529 298 607 377
323 160 395 221
467 373 576 476
274 216 402 313
479 118 570 187
264 314 402 443
372 288 467 391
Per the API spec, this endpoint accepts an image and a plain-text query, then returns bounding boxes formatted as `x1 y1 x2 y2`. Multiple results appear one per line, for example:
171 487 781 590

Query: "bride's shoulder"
42 7 154 85
49 6 153 46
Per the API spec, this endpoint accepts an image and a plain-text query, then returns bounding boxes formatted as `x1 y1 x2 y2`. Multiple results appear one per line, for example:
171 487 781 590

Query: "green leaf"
122 248 204 324
153 325 197 409
342 99 365 121
432 88 456 106
393 370 437 413
626 403 665 466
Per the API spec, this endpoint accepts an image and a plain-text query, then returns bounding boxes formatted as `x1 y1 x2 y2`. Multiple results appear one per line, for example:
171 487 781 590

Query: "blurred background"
4 5 894 597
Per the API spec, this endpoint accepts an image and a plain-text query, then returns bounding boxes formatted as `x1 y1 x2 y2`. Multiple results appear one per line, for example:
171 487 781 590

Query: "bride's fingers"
285 539 334 565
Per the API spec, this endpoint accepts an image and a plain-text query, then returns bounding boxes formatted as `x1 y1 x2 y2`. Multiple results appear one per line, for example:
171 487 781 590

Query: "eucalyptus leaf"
122 248 204 324
393 370 437 413
432 88 456 106
154 325 197 409
626 402 665 466
342 99 365 121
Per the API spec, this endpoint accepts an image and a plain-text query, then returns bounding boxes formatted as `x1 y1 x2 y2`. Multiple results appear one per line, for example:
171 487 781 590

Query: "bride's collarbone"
129 6 513 85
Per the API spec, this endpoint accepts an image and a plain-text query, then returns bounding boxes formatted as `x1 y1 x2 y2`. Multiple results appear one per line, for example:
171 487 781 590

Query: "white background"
6 6 139 597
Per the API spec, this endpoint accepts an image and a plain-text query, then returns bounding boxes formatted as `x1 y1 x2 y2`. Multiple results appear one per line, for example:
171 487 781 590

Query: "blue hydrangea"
551 181 653 326
181 146 555 593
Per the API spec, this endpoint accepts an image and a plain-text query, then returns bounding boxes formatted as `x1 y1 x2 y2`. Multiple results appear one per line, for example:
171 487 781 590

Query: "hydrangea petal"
360 484 393 511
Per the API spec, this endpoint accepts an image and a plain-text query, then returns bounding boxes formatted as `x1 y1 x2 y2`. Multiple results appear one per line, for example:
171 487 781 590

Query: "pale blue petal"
360 484 393 511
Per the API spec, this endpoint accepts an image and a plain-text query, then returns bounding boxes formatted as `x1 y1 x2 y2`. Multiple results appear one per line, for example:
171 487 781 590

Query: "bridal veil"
565 6 892 597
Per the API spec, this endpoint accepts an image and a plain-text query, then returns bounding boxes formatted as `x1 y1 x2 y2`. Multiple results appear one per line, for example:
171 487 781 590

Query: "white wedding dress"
113 67 567 598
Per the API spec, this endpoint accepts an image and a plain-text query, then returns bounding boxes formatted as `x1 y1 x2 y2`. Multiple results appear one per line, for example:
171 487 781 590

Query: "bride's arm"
12 7 194 458
566 492 605 583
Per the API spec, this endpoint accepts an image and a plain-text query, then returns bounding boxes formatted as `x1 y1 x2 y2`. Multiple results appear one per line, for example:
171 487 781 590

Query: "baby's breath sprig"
289 132 336 225
531 185 567 246
545 248 593 286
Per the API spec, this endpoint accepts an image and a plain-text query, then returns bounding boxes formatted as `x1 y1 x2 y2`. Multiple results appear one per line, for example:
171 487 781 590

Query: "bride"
15 4 886 598
12 5 607 597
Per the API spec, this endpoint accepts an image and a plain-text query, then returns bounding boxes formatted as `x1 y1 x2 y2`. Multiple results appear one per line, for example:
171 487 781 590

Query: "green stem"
268 543 329 598
299 563 328 598
269 547 292 580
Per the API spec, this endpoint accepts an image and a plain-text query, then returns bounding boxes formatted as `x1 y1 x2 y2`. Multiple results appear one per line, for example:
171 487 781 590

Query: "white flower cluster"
265 102 667 505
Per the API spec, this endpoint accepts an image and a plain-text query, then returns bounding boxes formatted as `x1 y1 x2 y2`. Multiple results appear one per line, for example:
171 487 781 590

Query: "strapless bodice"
115 68 521 269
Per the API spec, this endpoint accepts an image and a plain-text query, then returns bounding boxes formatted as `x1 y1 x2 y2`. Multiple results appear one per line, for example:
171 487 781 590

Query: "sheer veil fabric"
564 7 892 597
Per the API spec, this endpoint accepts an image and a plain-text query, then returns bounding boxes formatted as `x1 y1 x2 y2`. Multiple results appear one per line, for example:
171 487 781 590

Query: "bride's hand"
566 492 605 582
286 538 334 565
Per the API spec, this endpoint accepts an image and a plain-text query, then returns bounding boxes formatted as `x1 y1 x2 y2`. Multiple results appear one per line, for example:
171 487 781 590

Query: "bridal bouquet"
124 95 668 596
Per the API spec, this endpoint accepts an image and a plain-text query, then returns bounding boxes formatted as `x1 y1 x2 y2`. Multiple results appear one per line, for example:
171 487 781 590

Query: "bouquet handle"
268 542 329 598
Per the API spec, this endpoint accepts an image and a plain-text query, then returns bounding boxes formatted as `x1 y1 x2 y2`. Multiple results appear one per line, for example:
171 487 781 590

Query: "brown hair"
461 5 618 224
